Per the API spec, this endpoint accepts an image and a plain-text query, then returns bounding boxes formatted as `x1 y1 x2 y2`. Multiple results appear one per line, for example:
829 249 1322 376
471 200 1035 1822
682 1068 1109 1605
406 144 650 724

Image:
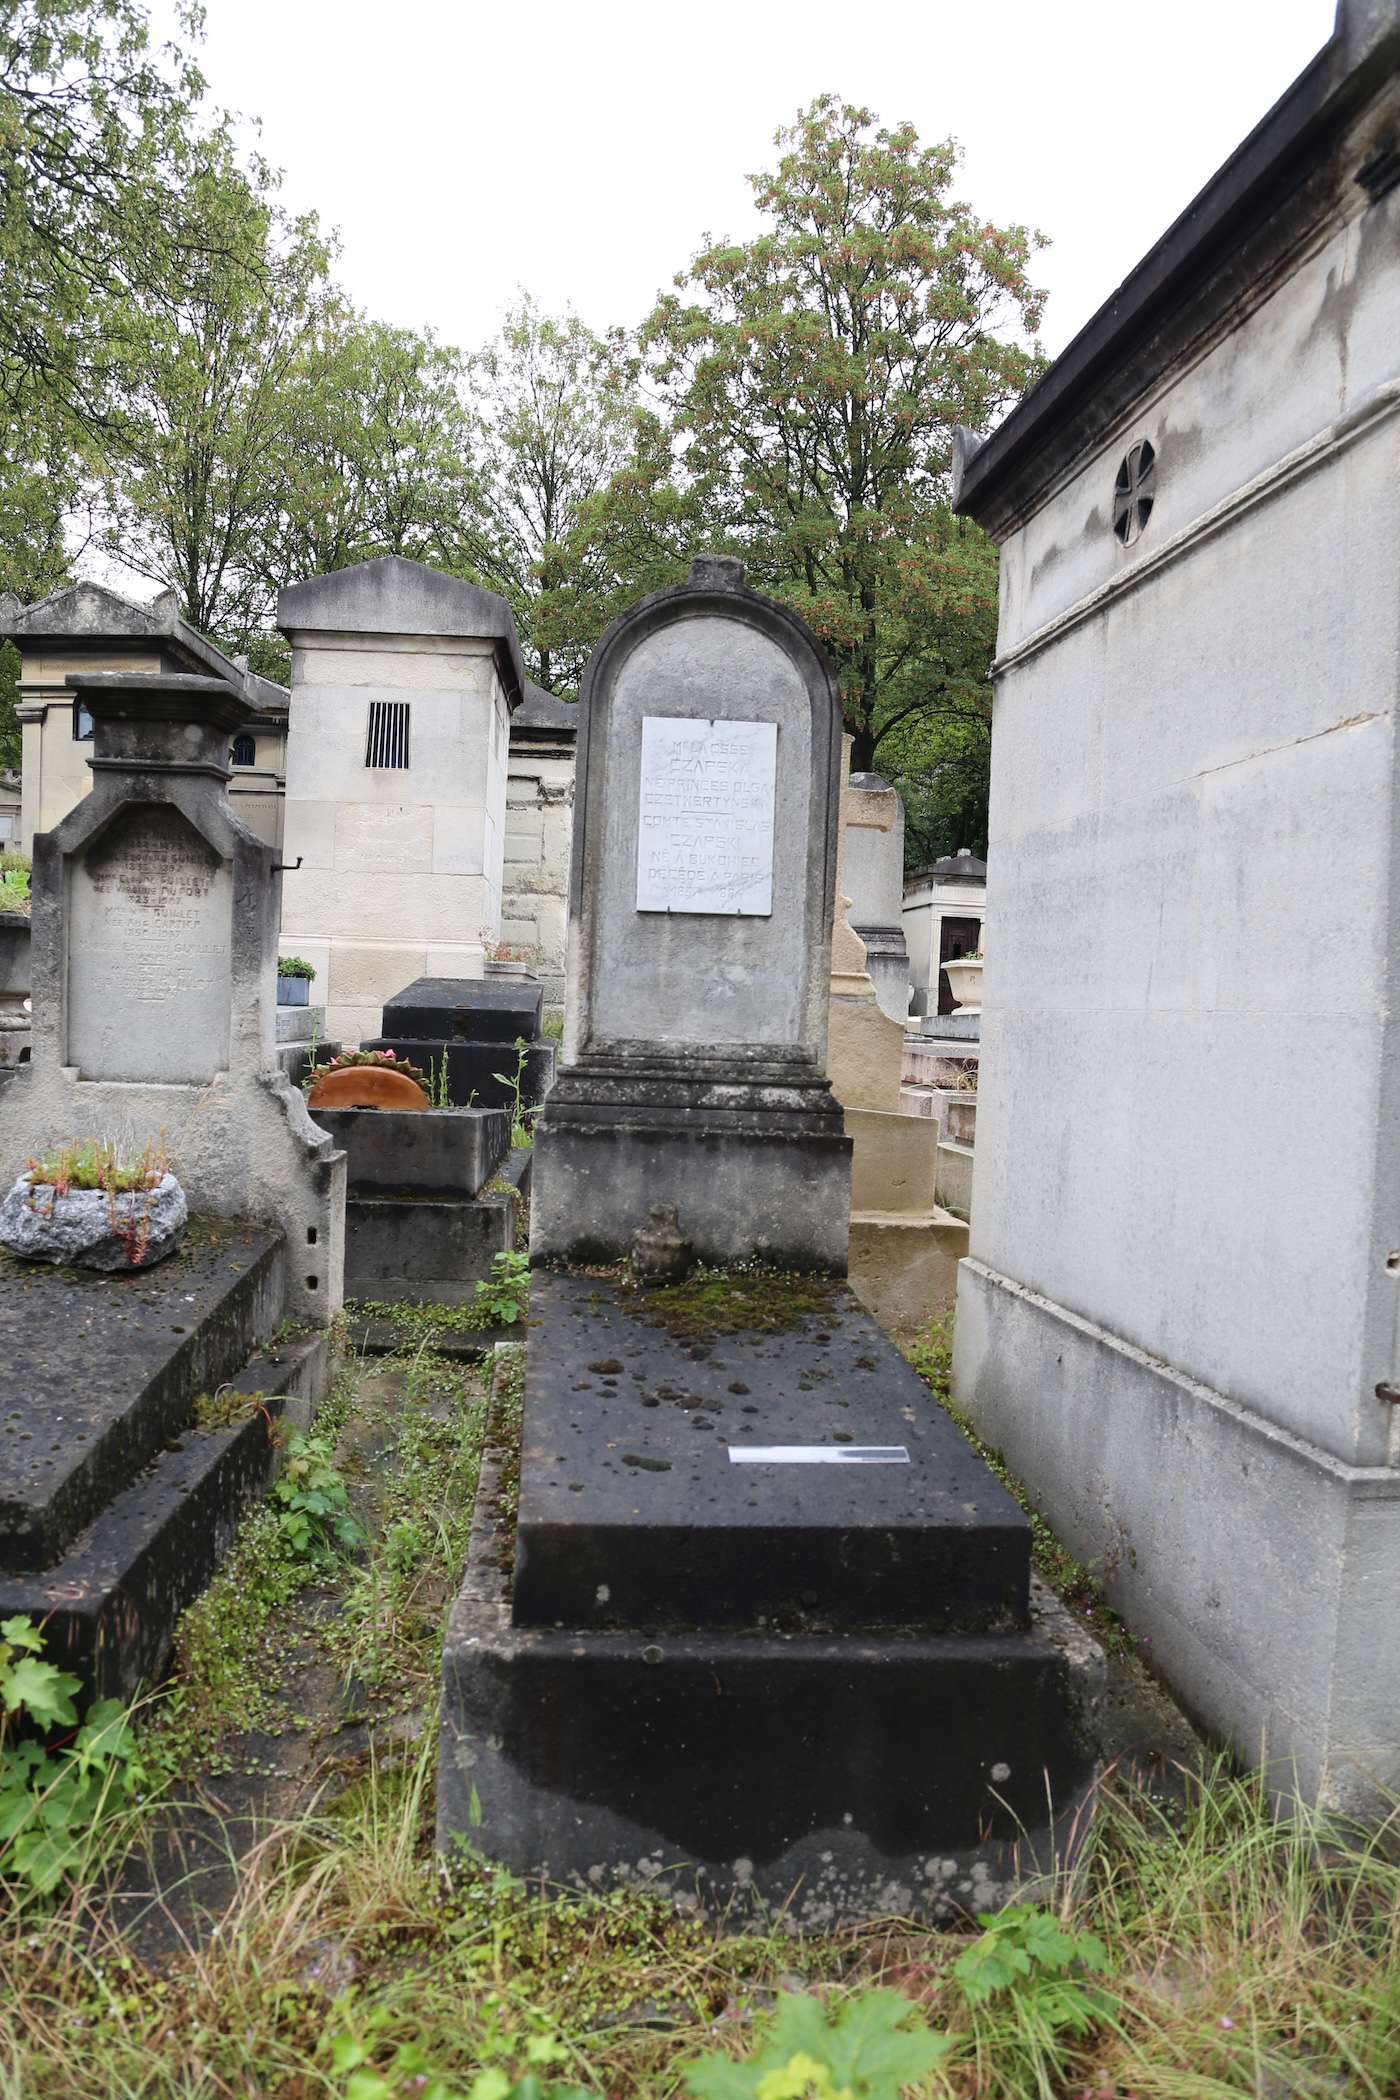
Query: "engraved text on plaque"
635 716 777 915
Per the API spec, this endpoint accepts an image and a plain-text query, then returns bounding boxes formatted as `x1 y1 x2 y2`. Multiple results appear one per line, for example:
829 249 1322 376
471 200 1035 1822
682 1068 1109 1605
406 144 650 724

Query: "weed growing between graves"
4 1696 1400 2095
0 848 30 911
350 1253 533 1348
0 1617 147 1898
901 1313 1137 1658
494 1037 539 1147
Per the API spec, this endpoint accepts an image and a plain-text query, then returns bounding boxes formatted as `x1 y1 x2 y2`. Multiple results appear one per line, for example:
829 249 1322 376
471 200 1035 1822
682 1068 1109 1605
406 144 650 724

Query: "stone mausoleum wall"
951 0 1400 1808
277 557 526 1047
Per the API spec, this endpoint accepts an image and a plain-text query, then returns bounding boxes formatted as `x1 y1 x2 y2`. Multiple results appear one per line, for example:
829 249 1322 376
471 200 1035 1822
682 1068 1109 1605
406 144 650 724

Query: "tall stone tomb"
0 671 345 1323
951 0 1400 1808
440 562 1103 1919
531 555 852 1270
277 555 526 1046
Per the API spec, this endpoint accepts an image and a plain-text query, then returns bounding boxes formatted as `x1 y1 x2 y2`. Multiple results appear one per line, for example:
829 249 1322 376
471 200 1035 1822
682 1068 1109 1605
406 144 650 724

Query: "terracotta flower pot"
308 1066 429 1111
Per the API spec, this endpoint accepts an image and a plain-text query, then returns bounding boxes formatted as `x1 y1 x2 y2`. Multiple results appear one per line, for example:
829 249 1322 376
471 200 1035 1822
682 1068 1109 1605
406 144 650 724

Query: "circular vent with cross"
1113 440 1156 545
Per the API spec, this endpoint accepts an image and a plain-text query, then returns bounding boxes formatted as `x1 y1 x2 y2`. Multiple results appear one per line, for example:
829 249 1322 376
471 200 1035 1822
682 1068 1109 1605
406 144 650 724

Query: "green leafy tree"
262 310 479 588
641 95 1045 773
0 0 206 429
466 295 636 692
94 135 330 649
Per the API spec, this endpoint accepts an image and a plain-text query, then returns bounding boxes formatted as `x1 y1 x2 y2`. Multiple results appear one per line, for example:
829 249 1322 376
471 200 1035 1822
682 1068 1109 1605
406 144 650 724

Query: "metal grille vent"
365 700 410 769
1113 440 1156 545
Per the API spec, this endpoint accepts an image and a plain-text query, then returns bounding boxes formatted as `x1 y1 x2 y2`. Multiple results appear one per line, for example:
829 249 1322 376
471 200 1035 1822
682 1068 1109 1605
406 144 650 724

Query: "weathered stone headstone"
0 671 346 1323
531 554 852 1270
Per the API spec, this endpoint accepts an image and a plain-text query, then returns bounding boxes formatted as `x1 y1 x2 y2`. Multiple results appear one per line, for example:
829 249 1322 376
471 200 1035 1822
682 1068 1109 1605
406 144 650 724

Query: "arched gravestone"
531 554 853 1271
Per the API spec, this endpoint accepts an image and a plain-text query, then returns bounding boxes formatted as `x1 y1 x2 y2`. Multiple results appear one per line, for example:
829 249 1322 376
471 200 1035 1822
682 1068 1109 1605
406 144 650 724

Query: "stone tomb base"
0 1220 329 1698
439 1276 1103 1921
307 1103 531 1304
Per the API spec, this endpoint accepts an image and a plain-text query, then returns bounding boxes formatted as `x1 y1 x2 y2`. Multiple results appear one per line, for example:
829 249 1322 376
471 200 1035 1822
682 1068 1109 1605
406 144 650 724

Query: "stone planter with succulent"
0 1135 187 1270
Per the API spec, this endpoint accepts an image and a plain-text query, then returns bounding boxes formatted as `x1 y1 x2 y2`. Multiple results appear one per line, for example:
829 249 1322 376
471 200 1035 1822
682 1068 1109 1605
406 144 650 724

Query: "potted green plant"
278 956 316 1008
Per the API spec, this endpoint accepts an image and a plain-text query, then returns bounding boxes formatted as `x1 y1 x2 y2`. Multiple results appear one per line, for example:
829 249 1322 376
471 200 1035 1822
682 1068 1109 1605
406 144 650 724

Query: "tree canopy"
0 20 1044 860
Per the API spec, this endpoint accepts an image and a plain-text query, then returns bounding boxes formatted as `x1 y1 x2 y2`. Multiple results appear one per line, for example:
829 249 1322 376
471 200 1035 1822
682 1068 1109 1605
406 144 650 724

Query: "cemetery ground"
3 1297 1400 2099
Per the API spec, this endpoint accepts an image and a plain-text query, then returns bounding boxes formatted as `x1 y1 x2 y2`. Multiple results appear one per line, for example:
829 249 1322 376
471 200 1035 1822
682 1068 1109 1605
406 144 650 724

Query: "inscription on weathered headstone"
635 716 777 916
66 804 232 1083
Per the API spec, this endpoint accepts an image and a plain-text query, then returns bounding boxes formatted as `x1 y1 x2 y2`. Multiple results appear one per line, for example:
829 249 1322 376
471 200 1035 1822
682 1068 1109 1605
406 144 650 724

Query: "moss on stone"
614 1264 844 1340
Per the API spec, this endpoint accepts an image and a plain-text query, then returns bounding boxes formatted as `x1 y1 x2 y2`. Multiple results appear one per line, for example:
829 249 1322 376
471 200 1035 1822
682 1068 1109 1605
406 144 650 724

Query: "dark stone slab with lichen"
0 1219 282 1570
513 1271 1029 1632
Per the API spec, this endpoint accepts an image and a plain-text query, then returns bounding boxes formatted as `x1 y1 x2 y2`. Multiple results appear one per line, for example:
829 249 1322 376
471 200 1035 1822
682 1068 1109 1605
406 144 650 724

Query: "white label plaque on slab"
728 1446 910 1465
635 716 777 915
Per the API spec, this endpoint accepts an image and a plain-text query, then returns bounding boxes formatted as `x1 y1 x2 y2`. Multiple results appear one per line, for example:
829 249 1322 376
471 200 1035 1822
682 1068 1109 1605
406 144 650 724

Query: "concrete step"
0 1221 284 1572
0 1330 328 1702
343 1147 531 1306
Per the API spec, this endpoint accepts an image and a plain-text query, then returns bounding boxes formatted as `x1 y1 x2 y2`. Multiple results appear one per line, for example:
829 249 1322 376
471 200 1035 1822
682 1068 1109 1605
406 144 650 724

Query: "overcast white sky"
154 0 1338 361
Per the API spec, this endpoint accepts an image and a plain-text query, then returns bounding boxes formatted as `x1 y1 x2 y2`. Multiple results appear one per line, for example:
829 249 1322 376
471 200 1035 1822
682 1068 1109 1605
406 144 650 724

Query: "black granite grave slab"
360 1039 556 1115
0 1331 327 1701
440 1354 1103 1923
383 976 544 1043
0 1221 283 1572
309 1105 510 1199
512 1272 1029 1633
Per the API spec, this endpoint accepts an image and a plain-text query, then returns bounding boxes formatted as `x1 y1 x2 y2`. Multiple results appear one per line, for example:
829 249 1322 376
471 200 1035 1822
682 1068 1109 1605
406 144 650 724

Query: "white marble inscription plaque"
67 805 233 1084
635 716 776 915
729 1446 911 1464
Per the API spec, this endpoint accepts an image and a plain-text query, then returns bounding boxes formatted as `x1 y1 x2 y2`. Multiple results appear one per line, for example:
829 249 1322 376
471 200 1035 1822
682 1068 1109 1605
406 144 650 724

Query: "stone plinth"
277 556 527 1046
0 673 345 1324
531 556 851 1271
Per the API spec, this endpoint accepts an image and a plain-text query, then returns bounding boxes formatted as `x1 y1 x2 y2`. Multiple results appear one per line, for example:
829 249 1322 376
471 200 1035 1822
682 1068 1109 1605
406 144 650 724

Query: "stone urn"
630 1204 694 1287
943 956 984 1014
0 1171 188 1270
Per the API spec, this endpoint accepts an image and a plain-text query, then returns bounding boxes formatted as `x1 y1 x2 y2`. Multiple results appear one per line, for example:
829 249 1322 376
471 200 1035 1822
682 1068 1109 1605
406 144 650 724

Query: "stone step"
511 1271 1028 1634
0 1329 328 1702
343 1146 531 1306
0 1221 283 1572
309 1104 510 1199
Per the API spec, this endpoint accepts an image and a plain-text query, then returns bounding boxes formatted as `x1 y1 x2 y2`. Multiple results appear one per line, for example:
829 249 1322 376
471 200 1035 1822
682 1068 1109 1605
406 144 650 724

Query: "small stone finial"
630 1203 694 1288
0 592 20 632
688 552 745 592
150 587 180 629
